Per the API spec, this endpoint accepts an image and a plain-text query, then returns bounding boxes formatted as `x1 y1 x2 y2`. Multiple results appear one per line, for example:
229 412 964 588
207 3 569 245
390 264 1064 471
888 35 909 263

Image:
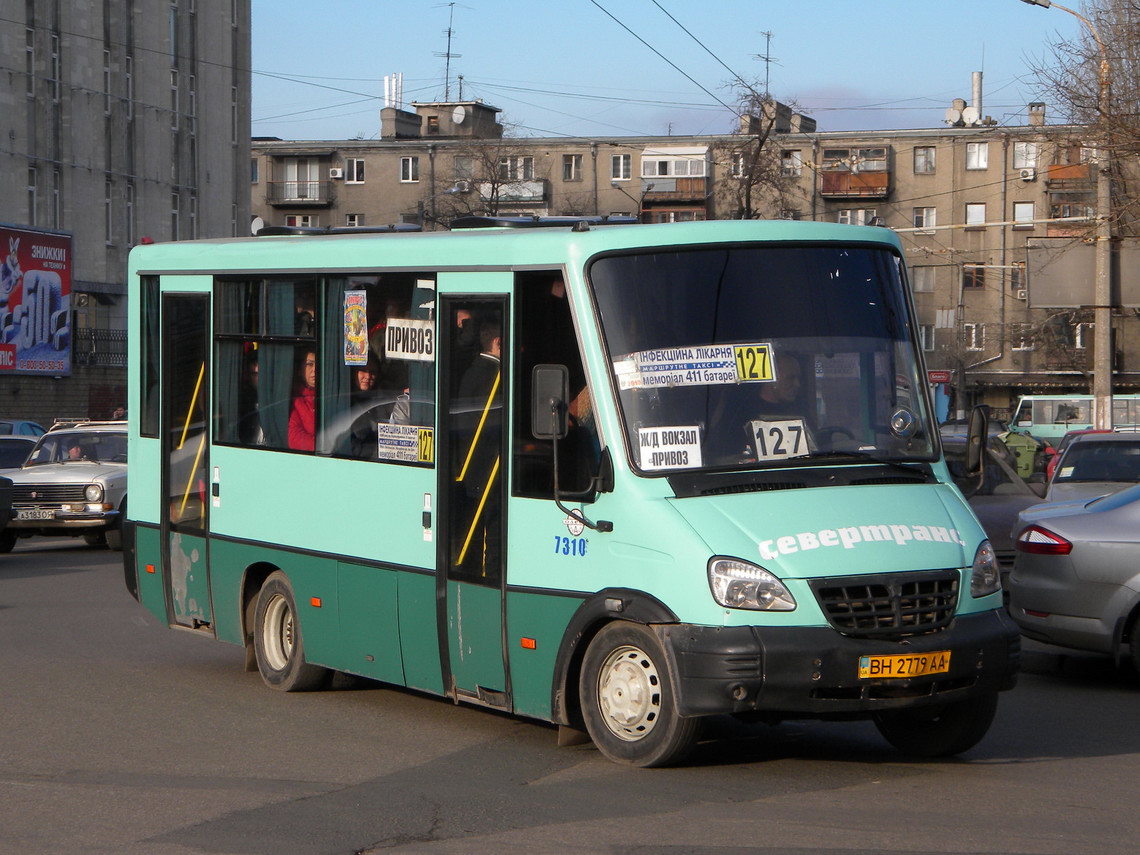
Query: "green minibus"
123 217 1019 766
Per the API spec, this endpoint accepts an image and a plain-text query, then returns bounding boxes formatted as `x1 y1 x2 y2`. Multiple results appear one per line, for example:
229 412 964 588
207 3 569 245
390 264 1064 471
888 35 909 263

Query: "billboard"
0 224 72 375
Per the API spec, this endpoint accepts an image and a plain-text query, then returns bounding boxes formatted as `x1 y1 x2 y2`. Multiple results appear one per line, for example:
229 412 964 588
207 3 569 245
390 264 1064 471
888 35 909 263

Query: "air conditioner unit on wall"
1016 289 1028 300
329 167 344 179
1019 168 1037 181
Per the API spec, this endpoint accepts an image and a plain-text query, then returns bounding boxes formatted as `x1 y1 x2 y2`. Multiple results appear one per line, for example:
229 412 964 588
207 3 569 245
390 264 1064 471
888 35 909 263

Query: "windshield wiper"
803 450 931 480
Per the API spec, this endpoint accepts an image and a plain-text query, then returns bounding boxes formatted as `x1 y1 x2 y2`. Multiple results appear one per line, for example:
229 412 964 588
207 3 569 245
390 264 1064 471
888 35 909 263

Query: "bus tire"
872 691 999 757
579 621 698 767
253 571 330 692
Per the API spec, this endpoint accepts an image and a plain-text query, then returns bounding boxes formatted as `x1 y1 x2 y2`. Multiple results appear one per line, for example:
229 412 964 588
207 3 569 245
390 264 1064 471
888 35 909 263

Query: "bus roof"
129 219 905 277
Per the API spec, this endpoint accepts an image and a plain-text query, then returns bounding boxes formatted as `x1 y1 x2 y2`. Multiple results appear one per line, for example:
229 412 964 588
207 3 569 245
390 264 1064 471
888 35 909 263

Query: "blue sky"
252 0 1085 141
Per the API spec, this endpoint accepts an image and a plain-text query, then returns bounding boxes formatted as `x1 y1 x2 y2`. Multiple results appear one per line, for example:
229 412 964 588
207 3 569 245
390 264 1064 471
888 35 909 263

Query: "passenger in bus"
237 353 265 446
456 316 502 576
349 357 384 459
753 352 803 417
288 350 317 451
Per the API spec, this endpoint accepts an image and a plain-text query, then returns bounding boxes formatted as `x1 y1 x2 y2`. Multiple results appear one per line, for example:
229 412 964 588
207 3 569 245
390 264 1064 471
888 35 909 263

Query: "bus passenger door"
160 293 213 631
438 293 509 706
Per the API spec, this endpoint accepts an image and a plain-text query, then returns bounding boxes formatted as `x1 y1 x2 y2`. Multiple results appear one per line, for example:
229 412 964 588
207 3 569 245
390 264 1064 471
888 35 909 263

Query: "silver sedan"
1009 484 1140 675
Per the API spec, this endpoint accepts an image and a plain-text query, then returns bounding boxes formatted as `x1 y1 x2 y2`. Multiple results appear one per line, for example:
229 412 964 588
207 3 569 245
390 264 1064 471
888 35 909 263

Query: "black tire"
579 621 699 767
873 692 999 758
253 571 331 692
1128 613 1140 677
105 527 123 551
0 530 17 553
84 532 108 547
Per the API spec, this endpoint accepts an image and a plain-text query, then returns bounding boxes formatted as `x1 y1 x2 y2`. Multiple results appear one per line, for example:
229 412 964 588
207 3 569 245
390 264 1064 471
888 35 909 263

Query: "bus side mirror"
965 404 990 476
532 364 569 440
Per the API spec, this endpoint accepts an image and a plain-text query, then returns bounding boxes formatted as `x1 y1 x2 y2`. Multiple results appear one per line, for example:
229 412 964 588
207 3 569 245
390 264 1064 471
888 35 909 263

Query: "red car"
1046 428 1113 480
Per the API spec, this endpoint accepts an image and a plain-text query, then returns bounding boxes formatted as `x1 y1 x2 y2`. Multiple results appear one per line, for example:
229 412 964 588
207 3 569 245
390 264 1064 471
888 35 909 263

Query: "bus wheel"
872 692 999 757
253 571 330 692
579 621 698 767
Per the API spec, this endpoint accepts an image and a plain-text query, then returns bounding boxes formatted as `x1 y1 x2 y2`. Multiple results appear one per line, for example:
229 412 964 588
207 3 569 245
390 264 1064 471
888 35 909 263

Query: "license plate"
16 508 55 521
858 650 951 679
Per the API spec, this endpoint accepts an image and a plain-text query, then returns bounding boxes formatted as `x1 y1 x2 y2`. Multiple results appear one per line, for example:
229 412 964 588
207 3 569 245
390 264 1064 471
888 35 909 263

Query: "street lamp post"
610 181 654 222
1019 0 1114 428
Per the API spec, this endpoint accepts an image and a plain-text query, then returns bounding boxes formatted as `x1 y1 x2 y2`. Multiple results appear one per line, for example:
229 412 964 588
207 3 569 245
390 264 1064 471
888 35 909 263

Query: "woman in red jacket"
288 350 317 451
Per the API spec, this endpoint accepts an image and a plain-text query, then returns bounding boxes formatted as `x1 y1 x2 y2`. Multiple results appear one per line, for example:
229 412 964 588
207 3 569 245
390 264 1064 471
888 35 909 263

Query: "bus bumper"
655 608 1020 719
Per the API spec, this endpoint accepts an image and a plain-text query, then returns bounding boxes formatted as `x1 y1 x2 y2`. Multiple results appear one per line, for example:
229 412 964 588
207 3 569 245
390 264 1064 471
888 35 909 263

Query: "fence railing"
73 328 127 368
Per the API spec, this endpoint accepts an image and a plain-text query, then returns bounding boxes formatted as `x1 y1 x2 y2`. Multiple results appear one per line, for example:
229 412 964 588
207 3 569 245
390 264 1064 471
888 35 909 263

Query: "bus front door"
160 293 213 630
439 294 509 707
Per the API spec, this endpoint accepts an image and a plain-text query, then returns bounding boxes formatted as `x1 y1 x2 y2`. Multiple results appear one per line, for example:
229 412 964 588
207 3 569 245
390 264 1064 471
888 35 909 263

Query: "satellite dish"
944 107 963 126
961 106 979 126
250 216 265 236
452 105 467 125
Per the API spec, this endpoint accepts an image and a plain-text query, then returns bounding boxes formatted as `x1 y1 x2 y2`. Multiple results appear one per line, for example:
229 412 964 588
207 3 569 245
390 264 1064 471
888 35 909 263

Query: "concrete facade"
0 0 251 426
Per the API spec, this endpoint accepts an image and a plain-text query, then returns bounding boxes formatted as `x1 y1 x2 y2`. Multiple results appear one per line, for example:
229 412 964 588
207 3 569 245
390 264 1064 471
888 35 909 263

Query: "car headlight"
708 557 796 611
84 484 104 503
969 539 1000 598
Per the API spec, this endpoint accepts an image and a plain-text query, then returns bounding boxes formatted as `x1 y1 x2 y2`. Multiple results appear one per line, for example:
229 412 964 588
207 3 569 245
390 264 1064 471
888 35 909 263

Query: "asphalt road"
2 538 1138 855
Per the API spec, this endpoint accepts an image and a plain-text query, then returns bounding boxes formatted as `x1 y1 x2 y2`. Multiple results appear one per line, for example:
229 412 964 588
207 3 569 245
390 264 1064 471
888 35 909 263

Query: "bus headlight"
85 484 104 503
708 557 796 611
969 540 1000 597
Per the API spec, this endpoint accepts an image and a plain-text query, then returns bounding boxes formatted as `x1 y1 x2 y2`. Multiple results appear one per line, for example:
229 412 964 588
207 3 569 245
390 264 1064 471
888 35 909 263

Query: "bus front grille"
809 569 959 638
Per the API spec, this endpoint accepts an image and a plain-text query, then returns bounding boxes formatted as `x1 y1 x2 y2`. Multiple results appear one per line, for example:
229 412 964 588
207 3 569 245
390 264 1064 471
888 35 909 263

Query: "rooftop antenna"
753 31 777 98
434 2 464 101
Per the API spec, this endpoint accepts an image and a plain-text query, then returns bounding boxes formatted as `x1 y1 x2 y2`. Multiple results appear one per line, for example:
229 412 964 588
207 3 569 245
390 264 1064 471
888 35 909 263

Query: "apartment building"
252 96 1124 421
0 1 251 424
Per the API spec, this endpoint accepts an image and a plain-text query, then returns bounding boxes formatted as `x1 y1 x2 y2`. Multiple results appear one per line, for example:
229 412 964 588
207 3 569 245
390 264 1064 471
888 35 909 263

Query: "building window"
105 180 114 244
103 49 113 115
50 33 60 103
562 154 582 182
400 156 420 182
914 146 936 174
345 213 363 228
27 167 37 224
611 153 631 181
965 203 986 227
453 156 474 180
780 150 802 176
642 157 706 178
911 266 935 293
170 69 179 129
1074 322 1093 349
25 28 35 98
966 142 988 170
126 183 135 245
1013 201 1035 228
1013 141 1039 169
1011 262 1025 294
188 73 197 131
936 308 956 329
920 324 935 351
1010 322 1035 351
51 169 61 229
963 322 984 351
963 264 986 289
778 209 801 220
729 152 745 177
837 208 877 226
125 55 134 119
913 207 936 233
426 115 439 135
286 215 319 228
499 155 534 181
250 157 259 183
346 158 365 183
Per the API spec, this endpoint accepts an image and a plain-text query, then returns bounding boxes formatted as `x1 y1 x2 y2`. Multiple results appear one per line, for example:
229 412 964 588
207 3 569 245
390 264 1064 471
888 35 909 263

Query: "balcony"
1046 162 1092 185
478 179 547 204
819 170 891 199
266 181 334 207
642 177 710 202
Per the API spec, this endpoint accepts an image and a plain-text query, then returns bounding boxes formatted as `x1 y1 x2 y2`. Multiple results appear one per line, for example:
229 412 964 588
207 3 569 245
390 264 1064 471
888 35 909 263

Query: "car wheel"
1128 613 1140 677
0 530 17 553
105 527 123 551
253 571 331 692
873 692 999 757
83 532 107 547
579 621 698 767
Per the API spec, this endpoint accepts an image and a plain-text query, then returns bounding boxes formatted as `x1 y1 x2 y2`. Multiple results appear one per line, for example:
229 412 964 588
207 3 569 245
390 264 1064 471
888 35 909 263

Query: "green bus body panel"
134 524 167 623
338 562 404 684
447 580 506 692
506 589 585 720
169 532 212 625
396 571 444 694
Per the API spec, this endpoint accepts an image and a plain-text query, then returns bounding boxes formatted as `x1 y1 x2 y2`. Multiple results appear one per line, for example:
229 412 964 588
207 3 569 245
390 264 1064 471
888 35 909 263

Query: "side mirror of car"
965 404 990 476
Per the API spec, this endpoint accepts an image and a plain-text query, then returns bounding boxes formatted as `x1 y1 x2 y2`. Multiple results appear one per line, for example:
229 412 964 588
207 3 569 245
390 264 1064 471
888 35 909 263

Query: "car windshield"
589 244 936 475
27 431 128 465
1054 440 1140 483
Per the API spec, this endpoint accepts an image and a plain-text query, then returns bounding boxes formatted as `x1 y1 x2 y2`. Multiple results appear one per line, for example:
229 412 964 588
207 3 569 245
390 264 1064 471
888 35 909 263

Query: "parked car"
945 436 1044 580
1 420 127 551
1046 428 1112 480
0 436 37 469
0 419 46 437
1045 432 1140 503
1010 485 1140 675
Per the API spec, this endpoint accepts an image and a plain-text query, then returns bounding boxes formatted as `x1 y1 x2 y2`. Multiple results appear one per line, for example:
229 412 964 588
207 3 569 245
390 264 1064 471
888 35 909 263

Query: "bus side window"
513 271 600 499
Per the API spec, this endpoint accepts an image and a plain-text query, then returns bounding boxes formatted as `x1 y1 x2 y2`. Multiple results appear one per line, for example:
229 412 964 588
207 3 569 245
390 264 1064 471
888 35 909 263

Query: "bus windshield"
589 244 936 474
